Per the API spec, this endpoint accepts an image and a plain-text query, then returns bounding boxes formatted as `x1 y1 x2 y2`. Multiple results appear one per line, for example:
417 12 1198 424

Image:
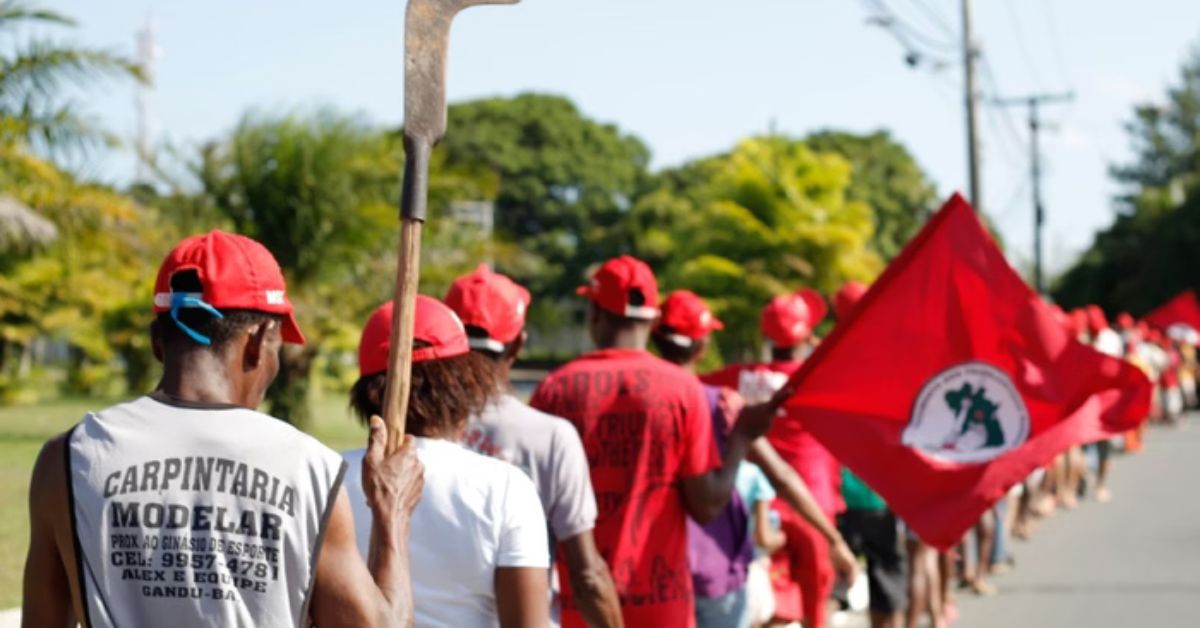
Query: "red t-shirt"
530 348 720 628
702 361 844 516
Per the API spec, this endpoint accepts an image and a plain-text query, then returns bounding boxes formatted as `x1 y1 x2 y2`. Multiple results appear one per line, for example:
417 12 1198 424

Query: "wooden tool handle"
381 219 424 454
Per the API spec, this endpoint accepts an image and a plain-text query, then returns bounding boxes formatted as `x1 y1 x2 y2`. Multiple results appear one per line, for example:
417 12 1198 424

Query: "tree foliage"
195 110 503 423
0 141 173 402
441 94 651 297
805 130 937 260
631 136 883 360
0 1 145 153
1054 47 1200 314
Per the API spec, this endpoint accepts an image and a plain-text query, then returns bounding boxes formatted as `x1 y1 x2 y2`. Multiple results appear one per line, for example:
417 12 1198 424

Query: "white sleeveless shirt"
67 395 345 628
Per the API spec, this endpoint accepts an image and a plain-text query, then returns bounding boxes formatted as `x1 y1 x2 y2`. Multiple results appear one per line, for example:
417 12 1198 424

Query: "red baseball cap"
576 255 659 320
444 264 531 352
657 290 724 347
833 281 869 321
760 293 814 348
358 295 471 376
1068 308 1088 336
796 287 829 328
1116 312 1134 329
1086 304 1108 333
153 230 305 344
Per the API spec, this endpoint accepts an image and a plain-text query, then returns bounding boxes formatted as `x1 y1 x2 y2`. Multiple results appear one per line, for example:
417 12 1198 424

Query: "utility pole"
134 13 160 182
961 0 982 212
994 92 1075 294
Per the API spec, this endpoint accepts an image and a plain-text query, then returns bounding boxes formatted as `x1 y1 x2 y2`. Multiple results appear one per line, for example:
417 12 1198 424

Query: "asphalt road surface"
955 417 1200 627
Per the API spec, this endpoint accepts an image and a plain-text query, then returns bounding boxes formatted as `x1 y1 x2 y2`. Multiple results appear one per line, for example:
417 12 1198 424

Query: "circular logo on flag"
902 361 1030 463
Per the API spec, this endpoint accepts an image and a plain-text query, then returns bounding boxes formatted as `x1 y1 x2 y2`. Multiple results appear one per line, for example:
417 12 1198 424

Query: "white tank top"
67 395 346 628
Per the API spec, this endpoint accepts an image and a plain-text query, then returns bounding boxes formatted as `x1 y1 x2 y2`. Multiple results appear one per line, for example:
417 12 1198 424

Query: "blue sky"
44 0 1200 276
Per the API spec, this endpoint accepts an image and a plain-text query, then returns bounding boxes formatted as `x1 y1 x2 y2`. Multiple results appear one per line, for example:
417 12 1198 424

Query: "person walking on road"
530 256 787 628
445 264 623 627
22 231 425 628
344 296 551 627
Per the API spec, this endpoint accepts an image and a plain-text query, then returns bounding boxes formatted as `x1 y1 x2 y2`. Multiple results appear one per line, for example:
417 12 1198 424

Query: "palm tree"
0 0 144 152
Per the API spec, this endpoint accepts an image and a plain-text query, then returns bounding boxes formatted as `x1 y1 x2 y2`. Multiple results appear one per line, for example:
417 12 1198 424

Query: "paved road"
955 417 1200 627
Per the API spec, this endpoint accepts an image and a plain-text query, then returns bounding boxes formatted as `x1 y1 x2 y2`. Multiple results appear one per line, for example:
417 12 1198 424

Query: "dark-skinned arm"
309 417 424 627
748 438 858 581
22 435 79 628
682 388 792 524
495 567 549 628
561 531 624 628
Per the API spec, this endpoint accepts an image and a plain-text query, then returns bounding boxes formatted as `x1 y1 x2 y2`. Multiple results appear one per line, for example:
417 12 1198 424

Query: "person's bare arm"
681 391 791 524
494 567 549 628
748 438 857 581
753 500 786 555
309 417 424 627
560 531 624 628
22 435 79 628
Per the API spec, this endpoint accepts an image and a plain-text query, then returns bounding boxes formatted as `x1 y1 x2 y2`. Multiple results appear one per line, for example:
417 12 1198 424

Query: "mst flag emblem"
778 193 1152 549
904 362 1030 463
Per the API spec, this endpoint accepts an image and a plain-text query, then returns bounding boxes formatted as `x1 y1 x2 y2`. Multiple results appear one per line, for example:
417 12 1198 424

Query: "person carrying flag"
529 256 786 628
22 231 425 628
650 290 856 628
701 291 844 628
443 265 624 627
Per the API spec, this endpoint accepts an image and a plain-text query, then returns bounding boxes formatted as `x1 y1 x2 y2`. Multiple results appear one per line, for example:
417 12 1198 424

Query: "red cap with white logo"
358 295 471 377
576 255 660 320
153 230 305 344
760 293 814 348
444 264 532 353
657 290 724 347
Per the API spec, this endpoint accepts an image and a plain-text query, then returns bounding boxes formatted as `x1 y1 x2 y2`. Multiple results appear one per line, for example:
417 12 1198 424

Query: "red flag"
784 194 1151 549
1143 290 1200 334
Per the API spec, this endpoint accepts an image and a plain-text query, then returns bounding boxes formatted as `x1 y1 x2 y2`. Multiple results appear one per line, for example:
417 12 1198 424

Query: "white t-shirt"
1093 328 1124 357
343 437 549 628
69 395 345 628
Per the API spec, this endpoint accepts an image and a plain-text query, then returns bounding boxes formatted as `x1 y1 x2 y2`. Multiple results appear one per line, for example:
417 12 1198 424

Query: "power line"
979 57 1027 151
862 0 960 55
1041 0 1076 90
994 91 1076 293
904 0 956 38
1002 0 1045 90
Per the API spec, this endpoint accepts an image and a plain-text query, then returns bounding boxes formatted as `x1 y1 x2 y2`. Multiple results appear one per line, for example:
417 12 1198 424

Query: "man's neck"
156 350 246 408
599 329 648 351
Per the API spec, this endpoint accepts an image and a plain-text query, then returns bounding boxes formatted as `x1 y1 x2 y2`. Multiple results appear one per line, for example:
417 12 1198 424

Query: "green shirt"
841 467 887 511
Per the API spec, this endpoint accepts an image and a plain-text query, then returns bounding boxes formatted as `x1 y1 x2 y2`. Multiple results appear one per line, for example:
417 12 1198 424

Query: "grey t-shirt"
463 393 597 542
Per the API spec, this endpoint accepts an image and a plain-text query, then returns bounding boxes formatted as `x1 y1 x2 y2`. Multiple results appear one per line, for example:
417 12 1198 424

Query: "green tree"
195 110 500 424
194 110 399 424
1054 47 1200 314
805 130 938 259
0 0 144 151
633 136 883 360
440 94 651 298
0 141 173 402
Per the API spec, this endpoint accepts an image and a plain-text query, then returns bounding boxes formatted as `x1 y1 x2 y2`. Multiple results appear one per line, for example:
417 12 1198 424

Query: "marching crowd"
20 229 1184 628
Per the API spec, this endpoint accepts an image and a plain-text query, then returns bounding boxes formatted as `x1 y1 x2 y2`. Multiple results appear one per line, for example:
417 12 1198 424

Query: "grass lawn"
0 394 365 609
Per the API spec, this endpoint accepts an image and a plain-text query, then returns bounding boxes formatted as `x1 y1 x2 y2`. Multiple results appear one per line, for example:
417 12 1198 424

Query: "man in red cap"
444 265 623 627
652 290 856 628
702 291 843 628
530 256 787 628
22 231 424 627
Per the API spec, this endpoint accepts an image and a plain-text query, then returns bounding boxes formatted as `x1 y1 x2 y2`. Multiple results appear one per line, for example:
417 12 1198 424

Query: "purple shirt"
686 385 755 598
